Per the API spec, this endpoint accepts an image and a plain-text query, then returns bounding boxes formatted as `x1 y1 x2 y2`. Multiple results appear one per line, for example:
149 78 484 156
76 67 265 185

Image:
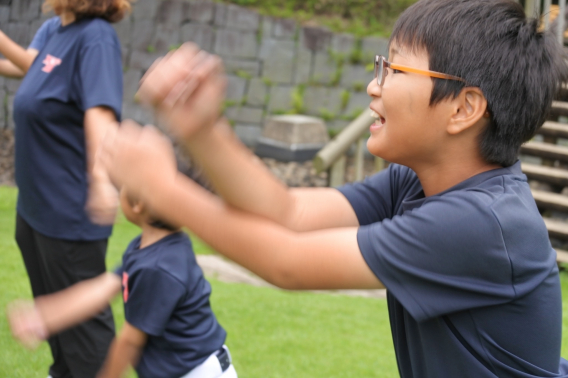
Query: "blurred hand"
7 300 48 349
99 120 178 203
86 179 119 225
136 43 226 141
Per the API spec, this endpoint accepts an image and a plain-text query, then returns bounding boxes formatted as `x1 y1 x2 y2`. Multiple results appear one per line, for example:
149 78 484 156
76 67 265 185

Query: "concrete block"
5 78 21 94
225 106 263 124
273 18 296 40
260 39 294 84
113 15 132 47
129 50 161 70
123 69 143 104
6 93 14 129
331 33 355 55
29 17 45 42
343 92 370 118
328 119 350 131
0 89 6 129
362 37 389 59
293 46 312 84
0 5 9 24
234 124 262 147
255 115 329 161
261 16 273 42
131 19 156 52
180 23 215 51
122 102 154 125
267 85 293 113
224 59 260 77
6 22 31 46
312 52 337 85
214 29 257 59
213 2 227 26
132 0 160 21
340 64 370 88
300 26 332 52
246 78 268 107
185 0 215 24
10 0 41 22
225 75 247 101
224 4 260 31
304 86 343 116
156 0 184 26
153 24 181 54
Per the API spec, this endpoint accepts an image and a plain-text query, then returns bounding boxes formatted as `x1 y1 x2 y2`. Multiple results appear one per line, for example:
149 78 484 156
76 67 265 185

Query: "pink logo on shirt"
42 54 62 73
122 272 130 303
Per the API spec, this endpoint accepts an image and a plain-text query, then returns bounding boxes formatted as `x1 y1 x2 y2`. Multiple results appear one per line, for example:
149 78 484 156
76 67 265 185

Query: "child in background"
9 186 236 378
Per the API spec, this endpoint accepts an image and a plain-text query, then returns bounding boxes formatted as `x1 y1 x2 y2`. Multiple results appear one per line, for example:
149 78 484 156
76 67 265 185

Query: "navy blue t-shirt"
114 232 227 378
338 161 568 378
13 17 123 240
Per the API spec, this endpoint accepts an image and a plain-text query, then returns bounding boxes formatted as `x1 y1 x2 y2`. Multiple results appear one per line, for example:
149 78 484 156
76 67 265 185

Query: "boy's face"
367 43 454 167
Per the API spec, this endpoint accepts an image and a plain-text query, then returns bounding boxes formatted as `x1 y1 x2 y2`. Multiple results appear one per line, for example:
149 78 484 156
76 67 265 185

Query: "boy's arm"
8 273 121 348
0 30 38 77
97 322 147 378
101 124 382 290
138 44 359 231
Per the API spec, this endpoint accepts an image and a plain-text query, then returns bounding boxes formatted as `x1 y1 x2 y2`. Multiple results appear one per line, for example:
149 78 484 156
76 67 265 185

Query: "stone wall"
0 0 387 147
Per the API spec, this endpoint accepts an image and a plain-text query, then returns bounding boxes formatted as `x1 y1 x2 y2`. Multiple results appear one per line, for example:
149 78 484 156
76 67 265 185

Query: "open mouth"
370 109 386 124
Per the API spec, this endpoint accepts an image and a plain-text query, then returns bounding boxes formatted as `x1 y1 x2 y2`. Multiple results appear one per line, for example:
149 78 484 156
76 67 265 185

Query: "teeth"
370 110 380 119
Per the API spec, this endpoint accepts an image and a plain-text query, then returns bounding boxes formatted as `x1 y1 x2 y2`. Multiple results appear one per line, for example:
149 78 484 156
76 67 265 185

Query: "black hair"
390 0 567 166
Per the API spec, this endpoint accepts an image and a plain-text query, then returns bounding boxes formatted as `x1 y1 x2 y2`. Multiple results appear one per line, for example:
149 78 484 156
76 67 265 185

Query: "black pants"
15 214 115 378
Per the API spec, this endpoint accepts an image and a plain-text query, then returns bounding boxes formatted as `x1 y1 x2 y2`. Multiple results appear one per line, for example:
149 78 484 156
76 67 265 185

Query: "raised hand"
99 120 178 203
136 43 226 141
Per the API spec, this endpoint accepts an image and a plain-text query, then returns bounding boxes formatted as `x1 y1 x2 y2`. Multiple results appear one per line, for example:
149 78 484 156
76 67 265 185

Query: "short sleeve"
29 17 59 51
124 268 186 336
78 38 123 120
358 192 516 323
338 164 421 225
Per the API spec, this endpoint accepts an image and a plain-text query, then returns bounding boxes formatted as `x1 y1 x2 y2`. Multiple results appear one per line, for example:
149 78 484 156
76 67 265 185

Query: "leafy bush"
217 0 419 37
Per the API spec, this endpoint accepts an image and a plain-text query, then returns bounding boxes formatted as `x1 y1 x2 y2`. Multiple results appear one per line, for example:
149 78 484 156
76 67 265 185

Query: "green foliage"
328 128 342 139
319 108 336 122
352 82 366 92
261 77 274 86
222 100 238 113
235 70 253 80
340 89 351 111
215 0 419 37
291 84 306 114
146 45 156 53
340 107 364 121
349 39 364 64
168 43 182 51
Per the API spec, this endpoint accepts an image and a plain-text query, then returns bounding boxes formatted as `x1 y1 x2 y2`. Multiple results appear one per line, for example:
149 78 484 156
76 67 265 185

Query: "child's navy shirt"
114 232 226 378
338 161 568 378
13 17 122 240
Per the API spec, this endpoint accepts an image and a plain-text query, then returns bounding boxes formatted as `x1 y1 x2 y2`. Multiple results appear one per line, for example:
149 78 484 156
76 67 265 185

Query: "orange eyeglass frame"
374 55 466 86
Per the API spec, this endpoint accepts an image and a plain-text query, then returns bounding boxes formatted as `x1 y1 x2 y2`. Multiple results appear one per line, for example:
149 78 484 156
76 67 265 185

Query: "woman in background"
0 0 131 376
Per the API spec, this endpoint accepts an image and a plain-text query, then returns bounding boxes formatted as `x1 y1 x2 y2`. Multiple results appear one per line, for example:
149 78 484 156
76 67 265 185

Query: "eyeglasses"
374 55 466 87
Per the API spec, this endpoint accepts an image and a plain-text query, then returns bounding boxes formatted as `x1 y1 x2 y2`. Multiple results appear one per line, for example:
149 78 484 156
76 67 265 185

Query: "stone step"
531 189 568 212
537 121 568 139
520 141 568 162
543 217 568 240
521 163 568 187
557 249 568 264
550 101 568 118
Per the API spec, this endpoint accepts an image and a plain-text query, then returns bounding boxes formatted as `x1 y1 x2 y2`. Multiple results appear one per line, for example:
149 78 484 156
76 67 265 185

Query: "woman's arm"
0 30 38 77
101 123 382 290
97 322 147 378
8 273 121 348
138 44 360 231
84 107 120 225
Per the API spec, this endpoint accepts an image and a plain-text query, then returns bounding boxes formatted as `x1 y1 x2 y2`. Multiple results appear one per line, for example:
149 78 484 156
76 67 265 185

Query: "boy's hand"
7 300 48 349
136 43 226 141
100 120 178 202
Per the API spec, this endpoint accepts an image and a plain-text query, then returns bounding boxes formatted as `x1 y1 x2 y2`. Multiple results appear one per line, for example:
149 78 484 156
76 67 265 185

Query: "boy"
9 187 237 378
100 0 568 376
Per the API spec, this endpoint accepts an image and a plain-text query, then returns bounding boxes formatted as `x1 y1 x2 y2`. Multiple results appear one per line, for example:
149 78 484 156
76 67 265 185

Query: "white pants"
180 346 238 378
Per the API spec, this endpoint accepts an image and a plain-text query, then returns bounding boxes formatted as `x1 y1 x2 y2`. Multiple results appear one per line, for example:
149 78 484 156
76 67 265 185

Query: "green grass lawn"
1 185 568 377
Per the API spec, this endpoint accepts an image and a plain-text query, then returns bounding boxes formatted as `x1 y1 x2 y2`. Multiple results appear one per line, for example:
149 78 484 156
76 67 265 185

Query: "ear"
447 87 488 135
131 200 144 215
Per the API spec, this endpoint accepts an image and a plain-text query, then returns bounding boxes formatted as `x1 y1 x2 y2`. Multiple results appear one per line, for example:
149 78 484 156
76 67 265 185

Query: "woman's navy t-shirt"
114 232 227 378
14 17 123 240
